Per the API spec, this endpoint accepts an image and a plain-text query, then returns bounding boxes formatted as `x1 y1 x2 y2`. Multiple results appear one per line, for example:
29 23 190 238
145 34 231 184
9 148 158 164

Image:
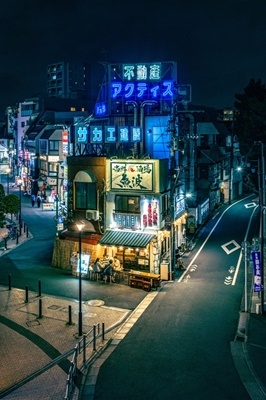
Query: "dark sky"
1 0 266 119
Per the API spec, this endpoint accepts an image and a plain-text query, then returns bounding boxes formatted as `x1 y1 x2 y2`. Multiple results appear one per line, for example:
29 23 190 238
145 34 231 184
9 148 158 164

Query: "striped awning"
98 230 156 248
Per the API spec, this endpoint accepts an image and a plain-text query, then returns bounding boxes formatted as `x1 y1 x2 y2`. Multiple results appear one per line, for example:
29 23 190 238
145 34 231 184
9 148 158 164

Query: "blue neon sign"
76 125 142 144
111 81 173 100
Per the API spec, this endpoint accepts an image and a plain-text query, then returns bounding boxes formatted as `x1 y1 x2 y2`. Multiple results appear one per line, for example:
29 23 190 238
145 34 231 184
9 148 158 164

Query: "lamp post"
17 178 22 224
76 221 85 336
6 167 11 195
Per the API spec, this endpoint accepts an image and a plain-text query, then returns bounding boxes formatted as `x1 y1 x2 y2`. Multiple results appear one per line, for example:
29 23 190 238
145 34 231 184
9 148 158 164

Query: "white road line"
232 204 258 285
178 194 255 283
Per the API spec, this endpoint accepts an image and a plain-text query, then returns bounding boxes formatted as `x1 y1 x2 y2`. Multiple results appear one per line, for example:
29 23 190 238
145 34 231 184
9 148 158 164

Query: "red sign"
62 131 68 155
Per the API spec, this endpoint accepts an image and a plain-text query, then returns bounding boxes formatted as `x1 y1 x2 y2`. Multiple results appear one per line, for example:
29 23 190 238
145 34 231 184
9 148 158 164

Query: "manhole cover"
26 320 40 327
48 305 62 310
86 300 105 307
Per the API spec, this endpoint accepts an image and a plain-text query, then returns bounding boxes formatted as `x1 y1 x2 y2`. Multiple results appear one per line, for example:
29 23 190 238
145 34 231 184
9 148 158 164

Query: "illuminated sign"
111 81 173 100
95 102 107 116
62 131 68 155
76 125 142 144
111 162 153 191
123 63 161 81
76 127 88 143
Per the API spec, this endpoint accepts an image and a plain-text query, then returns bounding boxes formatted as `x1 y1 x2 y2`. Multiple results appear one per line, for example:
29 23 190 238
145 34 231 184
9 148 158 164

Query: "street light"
76 221 85 336
17 178 22 224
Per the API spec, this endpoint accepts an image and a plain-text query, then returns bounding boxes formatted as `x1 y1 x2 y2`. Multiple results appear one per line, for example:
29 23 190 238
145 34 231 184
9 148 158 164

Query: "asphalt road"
0 187 260 398
0 186 147 311
93 196 259 399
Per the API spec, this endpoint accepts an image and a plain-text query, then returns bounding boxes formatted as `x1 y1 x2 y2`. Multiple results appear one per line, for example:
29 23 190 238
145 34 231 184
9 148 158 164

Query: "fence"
64 322 106 400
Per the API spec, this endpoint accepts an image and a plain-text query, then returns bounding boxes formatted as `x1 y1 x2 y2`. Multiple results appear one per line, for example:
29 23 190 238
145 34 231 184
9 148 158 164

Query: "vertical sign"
62 131 68 155
252 251 262 292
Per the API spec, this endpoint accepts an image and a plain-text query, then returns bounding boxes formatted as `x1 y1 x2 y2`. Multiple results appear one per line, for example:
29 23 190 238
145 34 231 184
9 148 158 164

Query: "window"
115 195 140 213
49 141 59 155
75 182 96 209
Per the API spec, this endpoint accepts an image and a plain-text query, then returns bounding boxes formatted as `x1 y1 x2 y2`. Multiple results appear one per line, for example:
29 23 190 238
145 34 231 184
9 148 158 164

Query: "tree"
0 184 6 228
234 79 266 193
3 194 20 221
234 78 266 157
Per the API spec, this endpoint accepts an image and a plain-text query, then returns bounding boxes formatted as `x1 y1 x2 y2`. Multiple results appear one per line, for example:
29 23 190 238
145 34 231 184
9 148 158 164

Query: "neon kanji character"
124 83 135 98
137 83 147 97
106 127 116 142
119 127 129 141
150 85 160 98
111 83 122 98
77 127 87 142
124 65 135 81
92 127 102 142
132 127 141 141
162 81 173 97
149 64 161 80
137 65 147 80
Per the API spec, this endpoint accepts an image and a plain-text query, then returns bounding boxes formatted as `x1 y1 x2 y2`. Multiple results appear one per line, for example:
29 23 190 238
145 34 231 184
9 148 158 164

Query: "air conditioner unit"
86 210 99 221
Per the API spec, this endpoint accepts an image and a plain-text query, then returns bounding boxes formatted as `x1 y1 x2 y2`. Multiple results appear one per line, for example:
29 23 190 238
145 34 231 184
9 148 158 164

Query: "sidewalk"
0 284 134 399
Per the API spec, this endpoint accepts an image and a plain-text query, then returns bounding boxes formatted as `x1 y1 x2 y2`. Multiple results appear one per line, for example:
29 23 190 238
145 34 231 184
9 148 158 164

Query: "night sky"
1 0 266 119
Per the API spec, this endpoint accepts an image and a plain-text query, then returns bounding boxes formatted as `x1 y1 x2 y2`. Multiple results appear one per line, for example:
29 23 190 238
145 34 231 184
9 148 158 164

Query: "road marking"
190 265 198 271
244 202 257 209
177 194 255 283
224 276 233 285
229 266 235 273
212 212 219 219
232 205 258 286
221 240 241 254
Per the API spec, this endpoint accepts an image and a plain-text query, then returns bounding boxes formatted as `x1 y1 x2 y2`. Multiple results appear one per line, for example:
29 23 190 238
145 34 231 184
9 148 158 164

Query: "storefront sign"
42 202 54 211
111 162 153 191
70 252 90 274
252 251 262 292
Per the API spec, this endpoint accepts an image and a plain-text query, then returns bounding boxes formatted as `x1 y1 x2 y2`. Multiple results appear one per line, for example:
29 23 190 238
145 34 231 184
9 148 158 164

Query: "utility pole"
260 142 265 313
168 98 178 277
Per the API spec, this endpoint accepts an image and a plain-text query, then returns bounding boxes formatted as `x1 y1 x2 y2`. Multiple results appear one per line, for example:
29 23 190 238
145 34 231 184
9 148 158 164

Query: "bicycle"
6 224 18 240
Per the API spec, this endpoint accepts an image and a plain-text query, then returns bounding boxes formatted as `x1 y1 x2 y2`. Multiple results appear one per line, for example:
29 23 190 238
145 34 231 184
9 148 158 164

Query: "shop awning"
98 230 156 248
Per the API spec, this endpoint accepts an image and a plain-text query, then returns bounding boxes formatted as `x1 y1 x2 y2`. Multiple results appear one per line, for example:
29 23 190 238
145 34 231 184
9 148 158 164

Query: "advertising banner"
252 251 262 292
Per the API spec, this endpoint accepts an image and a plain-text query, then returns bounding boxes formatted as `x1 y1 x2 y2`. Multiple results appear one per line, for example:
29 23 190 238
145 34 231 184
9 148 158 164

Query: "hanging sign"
252 251 262 292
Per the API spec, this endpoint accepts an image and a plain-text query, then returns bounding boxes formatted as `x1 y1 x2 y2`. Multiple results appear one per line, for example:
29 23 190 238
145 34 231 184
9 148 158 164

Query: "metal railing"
64 322 105 400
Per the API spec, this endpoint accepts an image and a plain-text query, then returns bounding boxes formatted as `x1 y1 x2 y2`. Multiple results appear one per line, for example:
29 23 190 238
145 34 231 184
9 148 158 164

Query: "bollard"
8 274 11 290
93 324 96 351
4 238 7 250
39 299 42 318
19 224 22 236
16 232 19 245
38 280 41 297
102 322 105 342
25 285 28 303
26 227 29 238
24 222 26 233
68 305 72 325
